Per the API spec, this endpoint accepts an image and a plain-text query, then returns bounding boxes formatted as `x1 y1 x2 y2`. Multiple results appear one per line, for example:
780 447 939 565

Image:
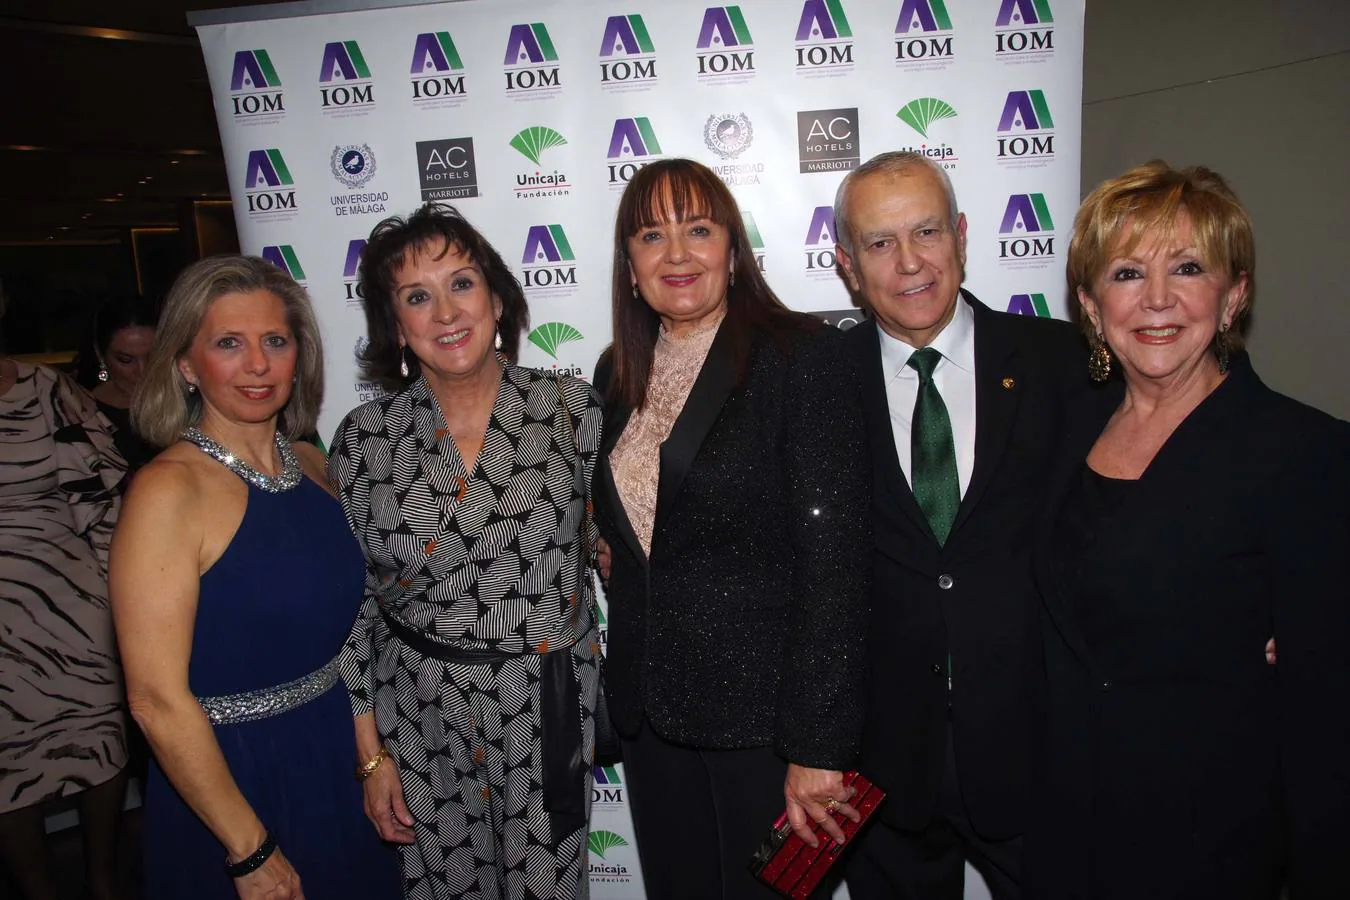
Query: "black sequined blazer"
593 321 872 770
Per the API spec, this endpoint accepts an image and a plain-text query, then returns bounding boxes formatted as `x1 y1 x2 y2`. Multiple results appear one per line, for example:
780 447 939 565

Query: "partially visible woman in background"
77 294 160 473
1027 161 1350 900
0 293 129 900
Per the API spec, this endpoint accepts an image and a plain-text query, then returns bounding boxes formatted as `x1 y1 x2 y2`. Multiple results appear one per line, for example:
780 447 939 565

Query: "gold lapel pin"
1002 377 1016 389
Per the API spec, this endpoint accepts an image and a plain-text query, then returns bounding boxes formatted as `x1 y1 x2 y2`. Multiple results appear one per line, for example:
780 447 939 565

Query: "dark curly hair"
357 203 529 390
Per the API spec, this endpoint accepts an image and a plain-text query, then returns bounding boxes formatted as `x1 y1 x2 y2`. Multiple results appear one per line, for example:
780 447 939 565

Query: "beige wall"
1080 0 1350 419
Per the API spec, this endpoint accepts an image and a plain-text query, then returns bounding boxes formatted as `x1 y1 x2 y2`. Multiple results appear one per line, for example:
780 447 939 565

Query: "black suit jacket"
594 322 872 769
846 291 1086 836
1025 353 1350 900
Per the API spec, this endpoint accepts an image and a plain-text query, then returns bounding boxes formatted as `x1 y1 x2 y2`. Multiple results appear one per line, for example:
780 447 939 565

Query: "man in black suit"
835 151 1083 900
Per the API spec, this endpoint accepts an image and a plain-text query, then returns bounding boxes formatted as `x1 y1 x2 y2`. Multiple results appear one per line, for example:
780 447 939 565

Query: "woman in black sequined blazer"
593 159 872 900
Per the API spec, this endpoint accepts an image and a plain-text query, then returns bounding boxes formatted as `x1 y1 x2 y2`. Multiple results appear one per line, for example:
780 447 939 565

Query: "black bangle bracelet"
225 832 277 878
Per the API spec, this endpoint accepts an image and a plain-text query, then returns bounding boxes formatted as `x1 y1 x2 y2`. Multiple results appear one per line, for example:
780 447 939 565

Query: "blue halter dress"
142 472 401 898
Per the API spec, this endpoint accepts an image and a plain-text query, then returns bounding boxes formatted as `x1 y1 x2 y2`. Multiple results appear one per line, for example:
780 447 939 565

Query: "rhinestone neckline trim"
182 427 303 493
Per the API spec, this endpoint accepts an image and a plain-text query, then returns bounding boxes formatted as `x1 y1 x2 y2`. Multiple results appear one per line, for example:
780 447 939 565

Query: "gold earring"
1088 333 1112 383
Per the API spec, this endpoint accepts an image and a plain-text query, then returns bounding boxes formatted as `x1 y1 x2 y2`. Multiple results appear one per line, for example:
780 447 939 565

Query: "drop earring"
1216 323 1231 375
97 364 109 383
1088 332 1112 383
399 347 410 378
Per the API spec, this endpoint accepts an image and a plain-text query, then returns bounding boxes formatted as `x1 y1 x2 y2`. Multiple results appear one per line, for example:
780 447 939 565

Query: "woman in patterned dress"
0 337 128 899
330 203 602 900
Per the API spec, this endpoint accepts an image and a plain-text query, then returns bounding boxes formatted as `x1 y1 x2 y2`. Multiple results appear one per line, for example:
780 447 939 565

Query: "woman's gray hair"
833 151 960 253
132 255 324 448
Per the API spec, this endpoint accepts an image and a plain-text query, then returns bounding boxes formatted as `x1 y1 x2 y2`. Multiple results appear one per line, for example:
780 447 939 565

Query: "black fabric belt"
379 607 587 834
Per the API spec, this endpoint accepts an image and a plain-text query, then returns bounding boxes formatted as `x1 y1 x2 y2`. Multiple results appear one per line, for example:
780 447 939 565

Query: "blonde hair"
1068 160 1255 351
132 255 324 447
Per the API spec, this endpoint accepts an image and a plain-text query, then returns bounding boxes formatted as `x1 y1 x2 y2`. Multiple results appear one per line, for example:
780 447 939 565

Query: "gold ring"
823 798 840 813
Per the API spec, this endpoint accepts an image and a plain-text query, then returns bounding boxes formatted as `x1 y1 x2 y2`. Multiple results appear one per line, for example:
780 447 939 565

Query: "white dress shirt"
877 296 977 498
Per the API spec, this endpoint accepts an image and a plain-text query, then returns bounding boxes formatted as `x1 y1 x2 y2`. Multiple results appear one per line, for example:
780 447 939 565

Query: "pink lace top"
610 313 724 555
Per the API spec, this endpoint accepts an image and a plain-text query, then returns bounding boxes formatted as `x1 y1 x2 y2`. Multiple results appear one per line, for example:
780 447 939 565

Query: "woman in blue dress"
109 255 400 899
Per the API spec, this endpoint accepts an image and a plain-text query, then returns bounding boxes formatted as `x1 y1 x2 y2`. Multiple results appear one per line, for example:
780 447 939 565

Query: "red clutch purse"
748 770 886 899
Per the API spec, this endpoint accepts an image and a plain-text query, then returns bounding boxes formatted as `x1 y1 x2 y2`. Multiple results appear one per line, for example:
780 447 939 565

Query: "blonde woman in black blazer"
1026 162 1350 900
593 159 871 900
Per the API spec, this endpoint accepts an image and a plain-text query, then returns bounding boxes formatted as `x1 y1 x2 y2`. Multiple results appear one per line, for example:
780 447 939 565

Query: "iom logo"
896 97 959 170
995 0 1055 61
895 0 955 69
742 210 767 272
521 224 578 296
318 40 375 113
410 32 467 107
606 117 663 186
592 764 625 805
695 6 756 82
795 0 854 76
1007 292 1051 317
243 149 297 220
599 14 657 88
342 239 367 308
260 245 305 283
504 23 561 96
996 89 1055 166
802 206 840 279
998 193 1056 267
229 49 284 121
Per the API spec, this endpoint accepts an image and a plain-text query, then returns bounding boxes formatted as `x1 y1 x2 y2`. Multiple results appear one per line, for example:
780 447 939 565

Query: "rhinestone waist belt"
196 657 341 725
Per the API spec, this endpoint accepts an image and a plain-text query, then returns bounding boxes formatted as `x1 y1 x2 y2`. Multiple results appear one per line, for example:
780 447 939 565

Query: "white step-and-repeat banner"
195 1 1082 896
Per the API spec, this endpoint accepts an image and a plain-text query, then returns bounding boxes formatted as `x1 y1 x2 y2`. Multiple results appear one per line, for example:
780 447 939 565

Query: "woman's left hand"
784 764 859 847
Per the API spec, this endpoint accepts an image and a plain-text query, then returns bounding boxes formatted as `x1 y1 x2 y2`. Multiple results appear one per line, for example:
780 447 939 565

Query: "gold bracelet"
356 746 389 782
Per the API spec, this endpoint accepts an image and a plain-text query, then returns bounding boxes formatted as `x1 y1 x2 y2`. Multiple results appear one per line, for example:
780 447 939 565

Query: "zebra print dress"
0 362 127 813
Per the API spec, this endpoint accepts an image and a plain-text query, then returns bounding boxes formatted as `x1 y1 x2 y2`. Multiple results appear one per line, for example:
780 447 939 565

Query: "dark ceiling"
0 1 292 245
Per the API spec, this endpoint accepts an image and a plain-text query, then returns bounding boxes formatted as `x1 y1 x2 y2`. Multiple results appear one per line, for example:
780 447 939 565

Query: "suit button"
937 574 954 590
931 664 943 675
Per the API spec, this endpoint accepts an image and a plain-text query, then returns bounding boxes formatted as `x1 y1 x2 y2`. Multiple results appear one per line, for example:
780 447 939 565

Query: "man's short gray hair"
833 152 960 253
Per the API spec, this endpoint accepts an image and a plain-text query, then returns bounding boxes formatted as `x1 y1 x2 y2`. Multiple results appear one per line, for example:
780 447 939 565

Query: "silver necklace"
182 427 303 493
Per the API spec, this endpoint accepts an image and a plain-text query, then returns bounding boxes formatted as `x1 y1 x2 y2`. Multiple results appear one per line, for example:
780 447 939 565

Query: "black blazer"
1025 353 1350 900
845 291 1086 836
594 321 872 769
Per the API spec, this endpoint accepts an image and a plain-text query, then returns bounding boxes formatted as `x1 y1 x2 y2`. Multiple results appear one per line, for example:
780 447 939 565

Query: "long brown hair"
608 158 818 410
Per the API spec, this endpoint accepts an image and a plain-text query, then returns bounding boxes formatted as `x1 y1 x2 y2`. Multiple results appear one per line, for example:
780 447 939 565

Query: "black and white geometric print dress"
329 363 602 900
0 363 127 813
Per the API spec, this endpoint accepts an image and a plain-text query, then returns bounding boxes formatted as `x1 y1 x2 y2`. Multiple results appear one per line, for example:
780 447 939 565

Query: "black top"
1050 465 1137 645
96 401 156 476
1027 353 1350 900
